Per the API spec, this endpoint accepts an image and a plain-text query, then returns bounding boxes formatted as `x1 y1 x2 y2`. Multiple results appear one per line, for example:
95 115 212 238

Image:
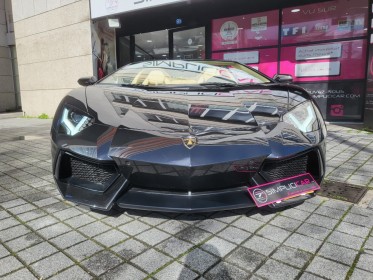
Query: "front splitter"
117 186 255 213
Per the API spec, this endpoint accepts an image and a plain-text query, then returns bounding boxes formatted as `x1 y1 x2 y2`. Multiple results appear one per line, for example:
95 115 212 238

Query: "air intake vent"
69 157 116 185
59 153 119 192
260 153 318 182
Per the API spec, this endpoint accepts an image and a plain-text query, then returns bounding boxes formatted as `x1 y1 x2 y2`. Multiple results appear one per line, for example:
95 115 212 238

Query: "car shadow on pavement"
178 244 229 279
327 131 373 155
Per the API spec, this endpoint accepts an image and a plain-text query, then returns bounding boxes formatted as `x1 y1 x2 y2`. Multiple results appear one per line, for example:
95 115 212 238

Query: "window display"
173 27 205 59
281 0 368 44
280 39 367 82
211 10 279 51
134 30 169 61
301 81 365 121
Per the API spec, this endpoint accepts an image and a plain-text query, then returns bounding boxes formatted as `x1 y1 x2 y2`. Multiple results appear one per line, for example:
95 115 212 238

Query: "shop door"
134 30 170 62
171 26 206 59
118 26 206 67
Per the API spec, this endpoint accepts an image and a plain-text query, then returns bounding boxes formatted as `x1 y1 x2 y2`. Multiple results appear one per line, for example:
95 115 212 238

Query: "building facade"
11 0 92 117
0 0 19 113
10 0 373 126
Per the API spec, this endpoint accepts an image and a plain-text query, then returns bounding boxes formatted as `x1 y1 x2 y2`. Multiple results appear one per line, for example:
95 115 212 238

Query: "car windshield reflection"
99 60 272 87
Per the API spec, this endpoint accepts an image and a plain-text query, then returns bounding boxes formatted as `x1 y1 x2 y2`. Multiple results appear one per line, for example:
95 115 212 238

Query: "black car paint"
51 65 326 213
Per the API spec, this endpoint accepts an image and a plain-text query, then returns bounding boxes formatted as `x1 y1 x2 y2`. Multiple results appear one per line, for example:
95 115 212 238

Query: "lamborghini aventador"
51 60 327 212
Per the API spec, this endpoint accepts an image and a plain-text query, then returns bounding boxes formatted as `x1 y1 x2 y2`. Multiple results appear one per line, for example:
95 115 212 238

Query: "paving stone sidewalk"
325 125 373 190
0 118 372 280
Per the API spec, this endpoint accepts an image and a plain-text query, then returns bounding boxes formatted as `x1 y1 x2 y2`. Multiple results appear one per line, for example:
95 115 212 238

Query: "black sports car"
51 60 327 212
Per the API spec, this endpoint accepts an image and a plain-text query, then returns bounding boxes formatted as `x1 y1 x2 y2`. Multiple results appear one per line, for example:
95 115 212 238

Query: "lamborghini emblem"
182 136 198 149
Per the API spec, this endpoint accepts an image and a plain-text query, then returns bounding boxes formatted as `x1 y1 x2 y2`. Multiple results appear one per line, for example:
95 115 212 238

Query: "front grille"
260 152 320 182
129 162 252 192
58 153 118 192
70 157 117 185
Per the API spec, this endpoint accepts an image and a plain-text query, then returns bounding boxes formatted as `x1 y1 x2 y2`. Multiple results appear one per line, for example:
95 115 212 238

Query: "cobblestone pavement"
0 118 372 280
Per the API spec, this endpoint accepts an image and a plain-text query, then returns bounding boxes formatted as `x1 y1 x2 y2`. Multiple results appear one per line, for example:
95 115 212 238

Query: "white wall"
12 0 93 117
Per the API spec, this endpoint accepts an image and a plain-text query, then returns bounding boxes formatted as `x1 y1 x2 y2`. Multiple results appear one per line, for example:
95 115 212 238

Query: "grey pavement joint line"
241 200 326 278
6 185 210 279
301 203 355 280
0 198 108 278
85 210 235 277
348 154 373 182
326 134 373 184
59 216 152 277
5 202 149 279
0 187 259 279
143 211 271 278
0 239 39 279
0 209 95 279
366 160 373 188
140 213 245 278
345 226 373 280
201 211 283 277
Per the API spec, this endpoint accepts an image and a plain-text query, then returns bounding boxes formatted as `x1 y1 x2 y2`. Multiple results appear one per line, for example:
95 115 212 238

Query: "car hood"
85 83 310 134
79 83 320 163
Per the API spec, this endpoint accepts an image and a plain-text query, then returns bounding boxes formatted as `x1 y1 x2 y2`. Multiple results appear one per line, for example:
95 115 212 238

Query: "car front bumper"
52 146 323 213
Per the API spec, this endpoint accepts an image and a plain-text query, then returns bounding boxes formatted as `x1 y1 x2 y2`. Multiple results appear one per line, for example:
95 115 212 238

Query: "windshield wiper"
199 82 238 88
121 84 208 90
120 84 165 90
121 83 146 88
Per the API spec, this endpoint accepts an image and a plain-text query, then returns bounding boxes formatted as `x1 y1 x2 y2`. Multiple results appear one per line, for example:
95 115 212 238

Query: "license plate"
247 173 320 208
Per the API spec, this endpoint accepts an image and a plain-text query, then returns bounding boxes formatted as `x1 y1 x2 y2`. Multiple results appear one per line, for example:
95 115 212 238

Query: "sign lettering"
295 61 341 77
295 43 342 61
247 173 320 207
91 0 186 19
134 0 152 4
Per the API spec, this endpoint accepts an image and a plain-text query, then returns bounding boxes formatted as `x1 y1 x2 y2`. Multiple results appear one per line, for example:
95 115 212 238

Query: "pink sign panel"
282 0 368 44
212 10 279 51
247 173 320 208
301 81 365 121
280 39 367 82
212 48 278 78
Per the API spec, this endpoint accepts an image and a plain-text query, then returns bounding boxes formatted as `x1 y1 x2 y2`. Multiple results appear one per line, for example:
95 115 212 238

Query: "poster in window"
212 10 279 51
92 19 117 79
212 48 278 78
300 81 365 121
282 0 368 44
245 10 279 47
280 39 367 82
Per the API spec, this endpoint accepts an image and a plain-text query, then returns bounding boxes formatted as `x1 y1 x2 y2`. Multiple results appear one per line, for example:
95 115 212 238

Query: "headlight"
283 101 318 133
60 107 93 136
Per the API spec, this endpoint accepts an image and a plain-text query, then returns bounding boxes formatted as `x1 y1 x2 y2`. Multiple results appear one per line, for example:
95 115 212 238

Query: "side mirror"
273 74 293 83
78 76 97 86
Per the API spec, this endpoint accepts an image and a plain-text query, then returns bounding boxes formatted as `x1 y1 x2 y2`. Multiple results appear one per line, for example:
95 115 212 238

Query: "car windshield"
99 60 271 87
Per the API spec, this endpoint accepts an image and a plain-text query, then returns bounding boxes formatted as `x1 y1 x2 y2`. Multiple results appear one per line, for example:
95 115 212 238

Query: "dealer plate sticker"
247 173 320 207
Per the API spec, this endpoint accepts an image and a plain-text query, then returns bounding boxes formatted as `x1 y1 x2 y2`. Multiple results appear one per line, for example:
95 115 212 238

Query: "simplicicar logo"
248 173 320 207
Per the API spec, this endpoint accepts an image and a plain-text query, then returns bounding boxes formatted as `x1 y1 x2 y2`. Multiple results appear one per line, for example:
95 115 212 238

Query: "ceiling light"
291 9 300 13
108 18 121 28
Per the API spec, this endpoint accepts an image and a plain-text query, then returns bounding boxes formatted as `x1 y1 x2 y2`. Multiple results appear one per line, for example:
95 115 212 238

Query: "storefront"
90 0 372 123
